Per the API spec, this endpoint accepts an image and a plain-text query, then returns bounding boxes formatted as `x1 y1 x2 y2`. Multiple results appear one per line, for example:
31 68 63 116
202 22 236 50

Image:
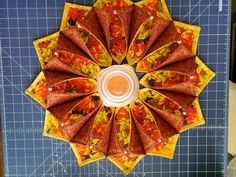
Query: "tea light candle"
107 75 129 97
97 65 139 107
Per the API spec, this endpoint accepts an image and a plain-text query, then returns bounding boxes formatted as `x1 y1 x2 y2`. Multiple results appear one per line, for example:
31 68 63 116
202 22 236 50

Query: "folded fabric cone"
70 105 114 166
33 32 59 68
147 110 179 159
48 94 102 140
156 90 196 111
43 32 100 78
140 70 196 95
60 2 91 31
43 71 97 108
140 57 197 95
136 22 194 72
107 106 144 175
44 98 102 143
94 0 133 64
160 56 196 74
140 57 215 96
25 70 97 109
56 31 91 58
146 90 205 132
156 90 197 125
108 106 144 155
71 105 114 154
130 99 168 151
62 8 112 67
43 71 78 86
138 89 185 132
127 1 171 65
130 99 180 159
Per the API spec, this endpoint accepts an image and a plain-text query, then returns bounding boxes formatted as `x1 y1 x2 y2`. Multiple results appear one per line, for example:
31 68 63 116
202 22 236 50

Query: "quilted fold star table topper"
25 0 215 174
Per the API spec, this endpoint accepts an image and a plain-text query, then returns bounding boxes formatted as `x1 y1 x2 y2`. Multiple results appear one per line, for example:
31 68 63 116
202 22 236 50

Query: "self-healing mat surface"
0 0 230 177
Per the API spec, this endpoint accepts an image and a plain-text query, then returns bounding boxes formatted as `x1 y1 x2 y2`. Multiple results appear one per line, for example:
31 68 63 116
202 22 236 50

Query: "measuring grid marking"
0 0 230 177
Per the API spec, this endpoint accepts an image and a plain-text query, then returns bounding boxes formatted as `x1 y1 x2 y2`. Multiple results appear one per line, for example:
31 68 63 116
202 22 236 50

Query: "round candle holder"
97 65 139 107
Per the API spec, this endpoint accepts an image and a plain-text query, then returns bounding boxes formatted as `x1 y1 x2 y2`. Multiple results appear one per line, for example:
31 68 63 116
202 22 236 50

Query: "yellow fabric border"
195 56 216 96
60 2 92 31
33 32 59 68
108 155 144 175
160 0 172 20
174 21 201 54
25 71 46 108
70 143 105 166
147 134 179 159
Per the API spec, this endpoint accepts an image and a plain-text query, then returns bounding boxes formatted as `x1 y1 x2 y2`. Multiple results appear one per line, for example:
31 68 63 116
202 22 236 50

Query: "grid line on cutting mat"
0 0 230 177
